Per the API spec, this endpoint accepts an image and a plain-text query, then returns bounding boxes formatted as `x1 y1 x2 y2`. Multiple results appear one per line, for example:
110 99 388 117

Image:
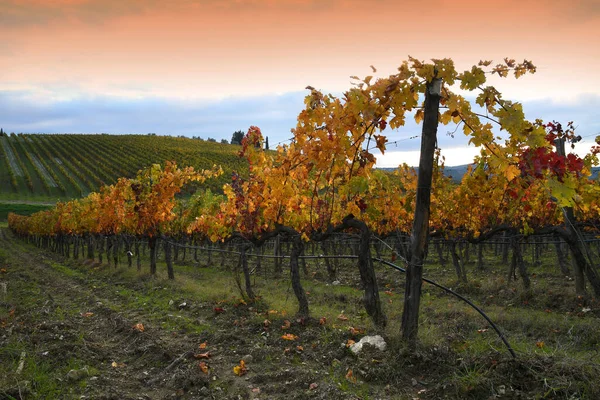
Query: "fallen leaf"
198 341 208 349
319 317 327 326
213 307 225 314
384 290 394 296
345 369 357 383
296 345 304 352
111 361 125 368
132 323 144 332
0 268 7 273
281 320 291 330
194 352 211 359
233 360 247 376
536 341 545 348
309 382 318 390
337 314 349 321
263 319 271 329
80 312 94 318
198 362 209 374
348 326 364 336
346 339 356 348
477 328 488 334
281 333 298 341
252 388 260 393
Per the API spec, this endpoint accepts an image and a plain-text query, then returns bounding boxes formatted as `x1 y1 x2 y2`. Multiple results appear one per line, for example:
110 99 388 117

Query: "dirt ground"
0 228 415 399
2 227 600 399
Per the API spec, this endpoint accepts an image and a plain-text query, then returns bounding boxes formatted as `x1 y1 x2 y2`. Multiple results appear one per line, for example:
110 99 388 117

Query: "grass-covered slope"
0 133 247 202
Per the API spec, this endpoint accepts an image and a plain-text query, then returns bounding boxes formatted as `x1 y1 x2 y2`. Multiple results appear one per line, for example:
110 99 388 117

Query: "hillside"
378 164 600 183
0 133 247 202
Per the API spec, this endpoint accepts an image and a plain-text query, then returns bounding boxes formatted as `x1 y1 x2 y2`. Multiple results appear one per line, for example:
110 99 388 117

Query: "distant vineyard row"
0 133 247 200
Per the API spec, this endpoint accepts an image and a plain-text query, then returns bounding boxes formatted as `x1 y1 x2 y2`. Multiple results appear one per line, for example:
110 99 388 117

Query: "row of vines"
8 56 600 347
0 132 246 199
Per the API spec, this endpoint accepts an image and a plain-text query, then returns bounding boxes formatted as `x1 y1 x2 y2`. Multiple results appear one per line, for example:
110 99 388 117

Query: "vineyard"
0 133 247 202
3 57 600 398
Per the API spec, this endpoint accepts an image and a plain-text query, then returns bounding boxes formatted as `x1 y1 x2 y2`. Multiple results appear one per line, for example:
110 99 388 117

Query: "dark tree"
231 130 244 145
220 139 228 144
0 128 4 136
265 136 269 150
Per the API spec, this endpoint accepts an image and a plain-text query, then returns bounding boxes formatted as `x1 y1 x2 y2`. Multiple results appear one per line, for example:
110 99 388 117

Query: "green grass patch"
0 202 53 221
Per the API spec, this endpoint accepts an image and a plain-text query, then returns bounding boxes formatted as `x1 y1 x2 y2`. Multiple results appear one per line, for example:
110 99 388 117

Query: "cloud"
0 0 344 26
0 0 185 26
0 89 306 143
1 89 598 167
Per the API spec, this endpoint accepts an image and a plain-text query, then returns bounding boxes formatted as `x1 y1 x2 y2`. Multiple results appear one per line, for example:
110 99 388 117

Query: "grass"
0 202 53 222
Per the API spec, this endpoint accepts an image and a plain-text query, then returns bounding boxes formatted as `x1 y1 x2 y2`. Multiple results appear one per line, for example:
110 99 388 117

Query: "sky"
1 0 599 166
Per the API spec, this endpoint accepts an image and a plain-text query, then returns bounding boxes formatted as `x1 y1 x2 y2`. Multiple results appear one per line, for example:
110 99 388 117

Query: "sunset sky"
1 0 599 166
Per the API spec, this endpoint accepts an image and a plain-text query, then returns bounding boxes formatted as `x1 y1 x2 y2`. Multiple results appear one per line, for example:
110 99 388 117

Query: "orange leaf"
263 319 271 329
80 312 94 318
337 314 349 321
536 341 545 348
198 362 209 374
348 326 364 336
319 317 327 325
345 369 357 383
345 339 356 348
132 323 144 332
281 333 298 341
281 320 291 330
198 341 208 349
194 352 211 359
296 345 304 352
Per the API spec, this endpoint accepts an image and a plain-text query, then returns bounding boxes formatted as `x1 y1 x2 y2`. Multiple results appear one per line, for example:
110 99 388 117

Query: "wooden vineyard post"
402 76 442 345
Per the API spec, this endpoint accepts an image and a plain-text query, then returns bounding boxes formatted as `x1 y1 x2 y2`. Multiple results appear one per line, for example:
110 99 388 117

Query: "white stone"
349 335 387 354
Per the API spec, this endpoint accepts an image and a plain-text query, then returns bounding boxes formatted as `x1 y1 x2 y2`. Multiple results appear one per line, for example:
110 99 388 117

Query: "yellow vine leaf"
281 333 299 341
233 360 248 376
504 165 520 181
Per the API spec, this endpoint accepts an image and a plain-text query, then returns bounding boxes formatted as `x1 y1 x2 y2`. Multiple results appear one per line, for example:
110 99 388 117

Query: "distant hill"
378 165 600 183
0 133 248 202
